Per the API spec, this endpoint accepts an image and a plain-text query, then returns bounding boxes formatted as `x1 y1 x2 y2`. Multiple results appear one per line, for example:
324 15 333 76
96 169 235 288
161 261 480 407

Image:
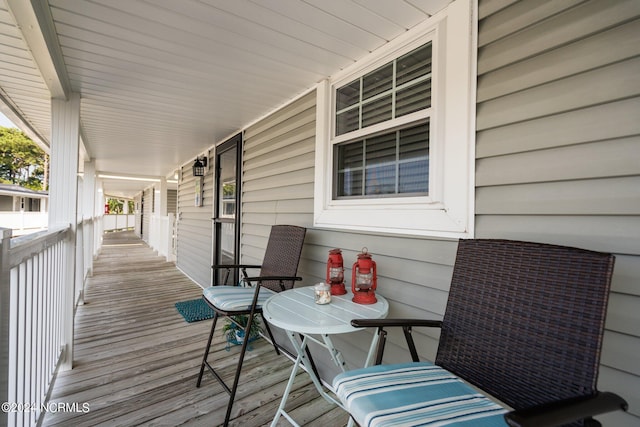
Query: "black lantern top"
192 156 207 177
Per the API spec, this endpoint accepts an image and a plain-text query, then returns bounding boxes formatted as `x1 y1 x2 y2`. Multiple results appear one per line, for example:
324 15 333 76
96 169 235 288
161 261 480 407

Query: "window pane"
399 122 429 194
362 94 392 128
397 43 432 86
334 123 429 198
336 107 359 135
336 79 360 110
336 142 363 197
219 149 237 217
396 80 431 117
333 42 432 197
365 132 396 195
363 63 393 100
334 42 432 138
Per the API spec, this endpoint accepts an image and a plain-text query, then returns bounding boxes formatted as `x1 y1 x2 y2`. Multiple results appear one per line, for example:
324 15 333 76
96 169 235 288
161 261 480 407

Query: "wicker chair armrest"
211 264 261 270
351 318 442 328
504 391 629 427
350 318 443 365
243 275 303 292
211 264 263 286
243 275 303 282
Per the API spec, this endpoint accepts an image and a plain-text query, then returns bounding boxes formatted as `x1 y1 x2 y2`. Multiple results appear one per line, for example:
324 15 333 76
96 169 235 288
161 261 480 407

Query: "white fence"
102 214 134 232
149 214 176 262
0 212 48 236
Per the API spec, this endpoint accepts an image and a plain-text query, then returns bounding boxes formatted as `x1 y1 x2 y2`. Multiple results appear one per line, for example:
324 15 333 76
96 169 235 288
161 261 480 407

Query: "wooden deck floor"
42 231 349 427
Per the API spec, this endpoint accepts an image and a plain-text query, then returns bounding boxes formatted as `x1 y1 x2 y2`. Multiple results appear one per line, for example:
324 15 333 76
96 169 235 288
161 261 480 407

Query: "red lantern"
326 248 347 295
351 247 377 304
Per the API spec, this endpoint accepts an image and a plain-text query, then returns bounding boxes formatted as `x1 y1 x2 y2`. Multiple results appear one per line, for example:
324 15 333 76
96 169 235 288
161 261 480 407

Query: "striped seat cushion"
203 285 275 311
333 362 508 427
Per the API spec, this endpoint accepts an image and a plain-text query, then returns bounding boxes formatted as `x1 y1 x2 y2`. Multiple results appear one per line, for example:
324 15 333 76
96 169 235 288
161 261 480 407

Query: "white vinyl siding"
141 187 152 243
175 154 213 288
242 91 316 242
134 194 142 236
167 189 177 215
240 92 316 369
476 0 640 424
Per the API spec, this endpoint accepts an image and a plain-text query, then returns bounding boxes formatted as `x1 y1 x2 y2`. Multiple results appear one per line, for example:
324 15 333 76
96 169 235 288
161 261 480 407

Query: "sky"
0 112 17 128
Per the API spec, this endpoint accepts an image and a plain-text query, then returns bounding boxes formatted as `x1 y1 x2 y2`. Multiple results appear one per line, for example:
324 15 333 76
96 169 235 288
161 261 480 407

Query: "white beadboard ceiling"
0 0 451 198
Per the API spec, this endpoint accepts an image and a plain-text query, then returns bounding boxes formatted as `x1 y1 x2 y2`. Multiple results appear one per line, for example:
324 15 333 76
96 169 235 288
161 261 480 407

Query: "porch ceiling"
0 0 450 198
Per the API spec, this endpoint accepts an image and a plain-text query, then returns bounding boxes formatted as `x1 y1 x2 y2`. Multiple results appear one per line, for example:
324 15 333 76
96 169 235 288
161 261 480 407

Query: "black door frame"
213 133 242 285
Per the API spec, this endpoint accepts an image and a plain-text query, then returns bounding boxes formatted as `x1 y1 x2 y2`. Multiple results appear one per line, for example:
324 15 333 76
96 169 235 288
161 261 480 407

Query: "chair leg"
197 313 218 387
223 314 254 426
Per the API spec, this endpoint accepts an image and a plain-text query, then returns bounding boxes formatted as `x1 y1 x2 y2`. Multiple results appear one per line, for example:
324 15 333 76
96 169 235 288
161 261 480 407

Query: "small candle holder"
314 282 331 305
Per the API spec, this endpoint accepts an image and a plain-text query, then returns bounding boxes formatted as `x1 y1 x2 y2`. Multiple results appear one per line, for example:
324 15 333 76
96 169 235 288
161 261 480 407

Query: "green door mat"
175 298 215 323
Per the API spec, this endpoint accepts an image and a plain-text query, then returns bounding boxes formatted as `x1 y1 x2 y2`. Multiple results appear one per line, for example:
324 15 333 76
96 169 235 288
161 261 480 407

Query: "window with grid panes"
334 44 432 199
314 0 476 238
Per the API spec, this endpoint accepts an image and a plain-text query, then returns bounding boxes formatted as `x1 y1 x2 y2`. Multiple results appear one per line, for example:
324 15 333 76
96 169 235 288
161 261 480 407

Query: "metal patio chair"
333 239 628 427
196 224 306 426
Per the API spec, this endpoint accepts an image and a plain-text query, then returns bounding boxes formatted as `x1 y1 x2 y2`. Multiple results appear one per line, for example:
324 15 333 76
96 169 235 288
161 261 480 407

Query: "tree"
107 198 123 214
105 198 134 214
0 126 48 190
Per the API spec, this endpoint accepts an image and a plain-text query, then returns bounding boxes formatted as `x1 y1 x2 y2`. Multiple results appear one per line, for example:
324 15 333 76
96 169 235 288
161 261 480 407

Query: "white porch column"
49 92 80 371
158 177 168 216
95 181 104 255
83 159 96 279
123 195 131 229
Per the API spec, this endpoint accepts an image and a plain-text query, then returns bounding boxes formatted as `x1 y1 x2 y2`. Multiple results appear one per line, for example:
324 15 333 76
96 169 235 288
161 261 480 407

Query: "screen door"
213 133 241 285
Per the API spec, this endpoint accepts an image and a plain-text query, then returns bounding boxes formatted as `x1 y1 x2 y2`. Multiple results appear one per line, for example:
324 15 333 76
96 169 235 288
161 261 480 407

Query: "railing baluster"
1 228 12 427
8 264 18 427
17 263 26 427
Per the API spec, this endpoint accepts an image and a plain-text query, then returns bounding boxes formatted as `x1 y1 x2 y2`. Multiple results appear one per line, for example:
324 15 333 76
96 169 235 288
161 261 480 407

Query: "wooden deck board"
42 231 348 427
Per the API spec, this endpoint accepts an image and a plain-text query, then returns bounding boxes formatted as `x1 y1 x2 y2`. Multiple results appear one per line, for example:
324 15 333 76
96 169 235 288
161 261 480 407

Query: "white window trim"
314 0 477 239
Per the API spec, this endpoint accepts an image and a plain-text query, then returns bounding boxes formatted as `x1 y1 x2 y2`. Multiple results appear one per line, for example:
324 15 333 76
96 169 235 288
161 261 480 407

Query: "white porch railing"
0 212 48 236
0 219 97 427
149 214 176 262
102 214 134 232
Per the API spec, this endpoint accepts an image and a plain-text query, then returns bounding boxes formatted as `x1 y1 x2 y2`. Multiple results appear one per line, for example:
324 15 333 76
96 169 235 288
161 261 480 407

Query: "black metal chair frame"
347 239 628 427
196 225 306 426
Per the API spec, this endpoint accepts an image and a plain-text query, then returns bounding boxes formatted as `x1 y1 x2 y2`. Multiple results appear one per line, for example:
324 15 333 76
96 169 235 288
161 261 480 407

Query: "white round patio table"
263 285 388 427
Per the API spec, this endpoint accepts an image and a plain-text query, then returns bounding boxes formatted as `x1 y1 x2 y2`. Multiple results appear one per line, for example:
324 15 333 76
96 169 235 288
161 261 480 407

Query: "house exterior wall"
167 188 177 215
241 91 317 359
175 155 214 287
242 92 315 259
241 89 458 378
134 194 142 236
168 0 637 422
474 1 640 424
0 196 12 211
231 1 639 423
141 187 152 243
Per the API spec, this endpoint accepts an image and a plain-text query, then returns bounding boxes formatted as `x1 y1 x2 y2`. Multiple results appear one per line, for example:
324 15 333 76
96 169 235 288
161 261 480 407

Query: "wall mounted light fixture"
192 156 208 177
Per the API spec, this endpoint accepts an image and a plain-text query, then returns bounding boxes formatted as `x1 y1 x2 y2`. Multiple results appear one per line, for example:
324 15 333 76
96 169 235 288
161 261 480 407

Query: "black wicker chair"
333 239 628 427
196 225 306 426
